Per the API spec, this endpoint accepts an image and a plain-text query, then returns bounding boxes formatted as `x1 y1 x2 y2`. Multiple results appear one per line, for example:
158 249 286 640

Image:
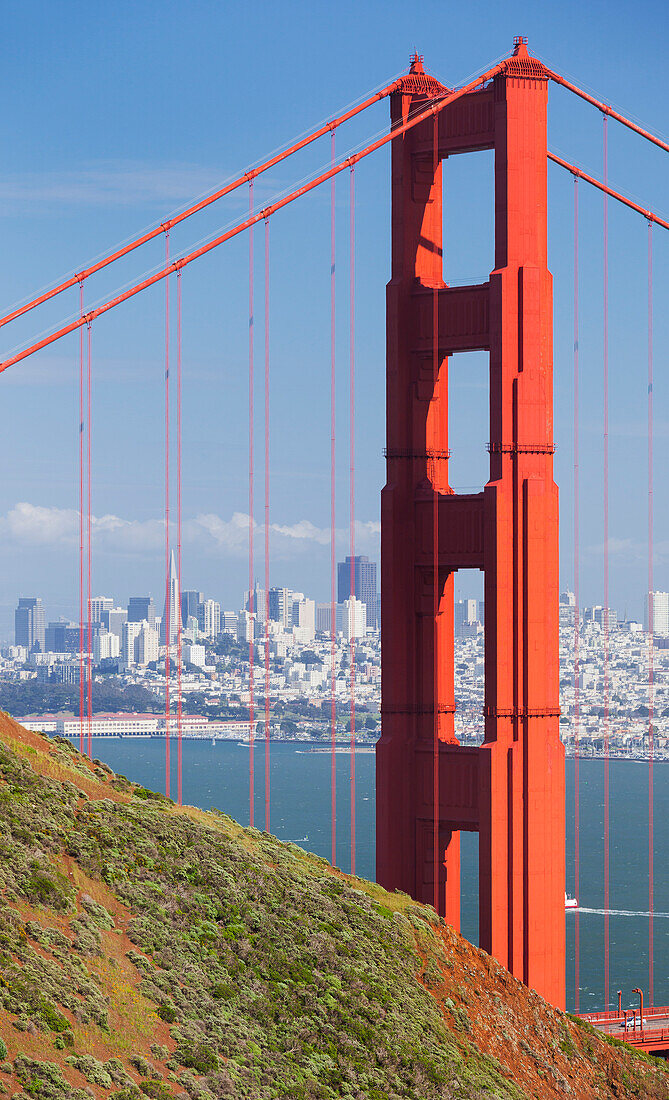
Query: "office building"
135 622 159 666
94 629 120 663
90 597 113 622
101 607 128 640
455 599 478 636
15 597 45 652
316 603 334 634
269 587 294 628
222 611 237 634
160 551 181 645
237 611 254 643
128 596 156 626
337 556 378 628
584 606 618 631
245 582 266 621
184 642 206 668
646 591 669 635
45 621 81 654
122 621 142 667
341 597 366 641
198 599 221 638
292 596 315 641
181 590 203 626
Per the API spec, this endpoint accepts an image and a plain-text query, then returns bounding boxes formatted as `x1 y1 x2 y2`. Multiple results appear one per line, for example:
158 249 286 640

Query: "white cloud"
0 503 381 560
0 161 232 212
2 502 79 544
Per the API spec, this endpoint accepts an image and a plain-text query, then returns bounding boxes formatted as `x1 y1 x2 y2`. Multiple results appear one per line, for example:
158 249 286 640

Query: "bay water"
83 738 667 1013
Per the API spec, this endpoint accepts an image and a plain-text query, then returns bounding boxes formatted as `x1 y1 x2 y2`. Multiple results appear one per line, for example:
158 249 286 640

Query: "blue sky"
0 0 667 637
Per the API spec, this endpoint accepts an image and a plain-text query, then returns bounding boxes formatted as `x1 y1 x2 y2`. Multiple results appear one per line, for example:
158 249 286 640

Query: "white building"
455 599 478 637
184 642 206 668
646 591 669 635
341 596 366 641
101 607 128 640
292 597 315 641
316 603 334 634
94 629 120 663
136 622 159 666
160 550 182 645
198 599 221 638
90 596 114 622
237 611 254 643
122 621 142 667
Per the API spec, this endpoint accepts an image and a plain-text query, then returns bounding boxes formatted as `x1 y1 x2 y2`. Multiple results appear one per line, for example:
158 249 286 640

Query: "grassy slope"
0 715 666 1100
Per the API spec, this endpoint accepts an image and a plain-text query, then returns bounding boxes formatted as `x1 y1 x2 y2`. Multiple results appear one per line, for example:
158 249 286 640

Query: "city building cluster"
5 555 381 740
6 572 669 759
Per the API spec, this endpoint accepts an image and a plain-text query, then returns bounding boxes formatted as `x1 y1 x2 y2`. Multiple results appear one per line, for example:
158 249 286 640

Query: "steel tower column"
377 39 565 1008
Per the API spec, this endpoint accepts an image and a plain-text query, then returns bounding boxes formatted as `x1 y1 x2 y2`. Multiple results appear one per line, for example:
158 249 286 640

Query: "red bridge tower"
377 39 565 1008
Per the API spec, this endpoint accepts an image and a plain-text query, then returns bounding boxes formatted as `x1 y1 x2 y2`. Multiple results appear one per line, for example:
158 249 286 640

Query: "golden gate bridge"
1 35 667 1044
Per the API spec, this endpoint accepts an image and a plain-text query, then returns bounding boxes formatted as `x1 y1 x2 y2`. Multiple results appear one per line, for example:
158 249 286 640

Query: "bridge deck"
581 1007 669 1053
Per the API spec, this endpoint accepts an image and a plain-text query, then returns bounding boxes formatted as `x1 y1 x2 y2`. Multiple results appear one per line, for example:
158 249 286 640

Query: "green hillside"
0 714 666 1100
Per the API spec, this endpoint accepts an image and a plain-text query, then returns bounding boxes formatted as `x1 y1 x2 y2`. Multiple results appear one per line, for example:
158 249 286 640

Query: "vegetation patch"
0 715 666 1100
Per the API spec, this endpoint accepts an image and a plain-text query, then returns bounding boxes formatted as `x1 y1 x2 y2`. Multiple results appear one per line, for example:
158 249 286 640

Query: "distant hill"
0 712 666 1100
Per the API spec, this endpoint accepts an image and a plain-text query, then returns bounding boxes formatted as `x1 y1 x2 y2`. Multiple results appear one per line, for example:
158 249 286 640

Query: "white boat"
565 892 578 909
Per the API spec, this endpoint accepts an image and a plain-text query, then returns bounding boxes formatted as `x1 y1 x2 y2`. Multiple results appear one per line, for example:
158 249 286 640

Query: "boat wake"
573 907 669 918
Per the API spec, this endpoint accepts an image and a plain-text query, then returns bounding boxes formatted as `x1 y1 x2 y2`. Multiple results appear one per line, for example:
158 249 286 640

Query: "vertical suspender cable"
264 216 271 834
164 229 171 799
248 181 255 827
176 268 183 807
647 220 654 1007
86 321 92 759
79 283 85 756
330 130 337 867
349 165 356 876
573 177 581 1011
602 115 610 1012
432 110 440 913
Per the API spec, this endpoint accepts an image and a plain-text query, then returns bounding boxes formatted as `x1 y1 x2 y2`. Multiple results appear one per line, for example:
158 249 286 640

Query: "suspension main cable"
548 153 669 230
546 69 669 155
0 81 401 332
0 60 507 376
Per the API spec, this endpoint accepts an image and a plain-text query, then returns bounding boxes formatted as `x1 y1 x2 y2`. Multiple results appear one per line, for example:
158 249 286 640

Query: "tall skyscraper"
337 556 378 628
90 597 113 622
128 596 156 625
15 597 45 652
454 598 478 637
122 621 142 666
268 587 293 628
646 591 669 635
181 590 203 626
198 599 221 638
101 607 128 640
292 597 316 642
245 582 266 622
45 621 81 653
136 622 160 666
160 551 181 645
341 596 367 641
